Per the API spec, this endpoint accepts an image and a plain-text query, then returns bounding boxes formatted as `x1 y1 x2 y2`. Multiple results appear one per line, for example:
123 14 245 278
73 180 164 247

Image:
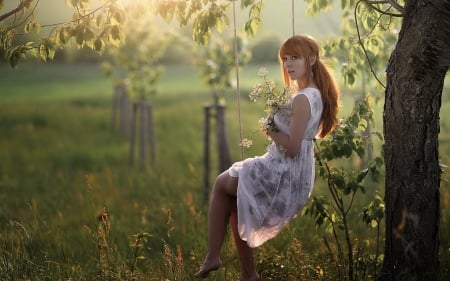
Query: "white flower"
240 138 253 148
257 67 268 77
249 83 261 102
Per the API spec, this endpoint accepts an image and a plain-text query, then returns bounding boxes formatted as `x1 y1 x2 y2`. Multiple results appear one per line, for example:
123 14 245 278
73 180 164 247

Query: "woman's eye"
283 55 299 62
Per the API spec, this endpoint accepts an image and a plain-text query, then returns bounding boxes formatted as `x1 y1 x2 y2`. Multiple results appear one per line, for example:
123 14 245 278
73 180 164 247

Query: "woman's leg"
195 171 238 278
229 203 260 281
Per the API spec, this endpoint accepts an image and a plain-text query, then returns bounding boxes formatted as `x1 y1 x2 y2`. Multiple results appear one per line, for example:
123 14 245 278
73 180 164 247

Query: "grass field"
0 62 449 280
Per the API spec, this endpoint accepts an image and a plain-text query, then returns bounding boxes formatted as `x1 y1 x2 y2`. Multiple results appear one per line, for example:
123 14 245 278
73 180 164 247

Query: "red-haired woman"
195 34 340 281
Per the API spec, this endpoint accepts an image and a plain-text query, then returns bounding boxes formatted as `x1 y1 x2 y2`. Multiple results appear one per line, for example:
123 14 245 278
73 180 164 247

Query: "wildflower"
240 138 253 148
249 83 261 102
257 67 268 77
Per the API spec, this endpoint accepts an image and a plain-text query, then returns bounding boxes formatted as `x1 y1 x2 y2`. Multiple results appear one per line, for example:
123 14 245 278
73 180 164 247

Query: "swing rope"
292 0 295 36
231 0 244 159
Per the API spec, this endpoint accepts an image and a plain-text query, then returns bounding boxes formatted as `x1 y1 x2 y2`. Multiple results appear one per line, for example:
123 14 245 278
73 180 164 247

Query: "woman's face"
282 55 308 81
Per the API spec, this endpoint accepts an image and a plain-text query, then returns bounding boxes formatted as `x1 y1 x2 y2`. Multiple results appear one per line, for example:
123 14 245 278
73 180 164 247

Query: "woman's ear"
310 56 316 66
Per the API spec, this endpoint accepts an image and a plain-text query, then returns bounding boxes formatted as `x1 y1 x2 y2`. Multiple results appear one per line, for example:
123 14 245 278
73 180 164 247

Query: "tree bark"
381 1 450 280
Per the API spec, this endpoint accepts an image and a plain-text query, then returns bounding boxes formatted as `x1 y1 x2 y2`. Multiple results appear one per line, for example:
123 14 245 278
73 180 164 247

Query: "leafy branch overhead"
313 0 405 89
151 0 264 44
0 0 126 67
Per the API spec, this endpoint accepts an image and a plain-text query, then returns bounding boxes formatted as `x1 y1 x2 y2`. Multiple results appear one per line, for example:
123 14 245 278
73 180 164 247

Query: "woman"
195 34 340 281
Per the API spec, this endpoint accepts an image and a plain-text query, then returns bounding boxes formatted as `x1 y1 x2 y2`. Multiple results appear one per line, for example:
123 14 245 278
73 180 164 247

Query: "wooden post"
216 104 232 172
119 84 130 137
128 102 138 167
139 101 148 168
146 102 157 164
203 104 232 203
129 100 156 168
111 83 129 135
110 84 120 132
203 105 212 203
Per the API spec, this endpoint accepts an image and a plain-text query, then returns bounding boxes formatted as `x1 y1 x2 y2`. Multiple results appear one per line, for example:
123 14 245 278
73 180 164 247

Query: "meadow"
0 62 449 281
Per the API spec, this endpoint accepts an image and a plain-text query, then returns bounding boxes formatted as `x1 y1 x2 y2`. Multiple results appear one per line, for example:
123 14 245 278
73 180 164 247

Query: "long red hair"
278 34 340 138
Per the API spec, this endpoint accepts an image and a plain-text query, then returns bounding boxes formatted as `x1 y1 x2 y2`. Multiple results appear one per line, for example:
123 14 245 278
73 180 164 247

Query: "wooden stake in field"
203 104 231 203
110 82 130 136
129 100 156 168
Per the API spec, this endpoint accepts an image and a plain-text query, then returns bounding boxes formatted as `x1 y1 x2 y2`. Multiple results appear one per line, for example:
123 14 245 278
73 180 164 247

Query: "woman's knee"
214 171 238 196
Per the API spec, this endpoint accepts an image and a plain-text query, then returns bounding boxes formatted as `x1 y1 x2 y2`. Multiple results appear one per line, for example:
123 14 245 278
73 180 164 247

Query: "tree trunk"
381 1 450 280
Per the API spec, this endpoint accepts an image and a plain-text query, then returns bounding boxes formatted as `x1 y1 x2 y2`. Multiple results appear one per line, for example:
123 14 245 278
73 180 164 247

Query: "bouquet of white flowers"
249 68 294 132
240 68 294 148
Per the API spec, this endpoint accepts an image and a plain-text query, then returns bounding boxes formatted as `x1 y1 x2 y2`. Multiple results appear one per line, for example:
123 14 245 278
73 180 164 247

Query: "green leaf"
366 37 384 56
356 168 369 182
358 118 368 130
55 27 71 45
39 38 56 61
110 9 126 25
333 174 346 189
109 26 124 47
75 28 84 47
20 0 33 9
80 0 89 10
83 28 95 48
94 38 105 54
96 13 104 28
305 0 332 16
24 20 41 34
241 0 256 8
8 45 27 68
39 42 48 61
47 45 56 60
342 64 357 87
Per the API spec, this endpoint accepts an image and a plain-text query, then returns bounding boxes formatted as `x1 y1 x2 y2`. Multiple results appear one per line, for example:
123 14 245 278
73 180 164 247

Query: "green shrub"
249 33 283 64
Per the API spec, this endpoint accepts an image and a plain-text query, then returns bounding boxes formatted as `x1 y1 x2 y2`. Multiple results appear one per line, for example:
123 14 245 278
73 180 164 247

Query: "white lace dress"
228 88 323 247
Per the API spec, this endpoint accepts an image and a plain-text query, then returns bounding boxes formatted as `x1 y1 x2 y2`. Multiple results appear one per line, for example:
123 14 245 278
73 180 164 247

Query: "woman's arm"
266 94 311 158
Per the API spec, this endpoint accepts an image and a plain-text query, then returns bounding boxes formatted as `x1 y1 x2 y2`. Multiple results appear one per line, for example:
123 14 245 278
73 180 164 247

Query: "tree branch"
12 0 40 29
355 0 386 89
385 0 405 14
366 0 404 16
0 4 24 22
40 5 104 29
13 4 106 37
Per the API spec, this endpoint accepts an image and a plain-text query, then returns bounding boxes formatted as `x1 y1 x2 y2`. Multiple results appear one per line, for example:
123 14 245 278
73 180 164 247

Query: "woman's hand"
263 115 278 135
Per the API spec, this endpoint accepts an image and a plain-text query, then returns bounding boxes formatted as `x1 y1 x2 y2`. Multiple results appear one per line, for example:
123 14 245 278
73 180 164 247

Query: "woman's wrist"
264 116 278 133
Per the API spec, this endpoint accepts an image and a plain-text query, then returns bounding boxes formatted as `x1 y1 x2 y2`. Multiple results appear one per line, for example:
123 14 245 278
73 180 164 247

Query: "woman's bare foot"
194 258 222 279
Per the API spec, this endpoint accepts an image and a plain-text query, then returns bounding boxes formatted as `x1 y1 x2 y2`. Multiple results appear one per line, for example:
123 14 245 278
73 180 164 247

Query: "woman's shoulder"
292 87 321 101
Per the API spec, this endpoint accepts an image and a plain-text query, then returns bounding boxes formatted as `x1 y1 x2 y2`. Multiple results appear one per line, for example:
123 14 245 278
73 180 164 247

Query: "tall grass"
0 63 449 280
